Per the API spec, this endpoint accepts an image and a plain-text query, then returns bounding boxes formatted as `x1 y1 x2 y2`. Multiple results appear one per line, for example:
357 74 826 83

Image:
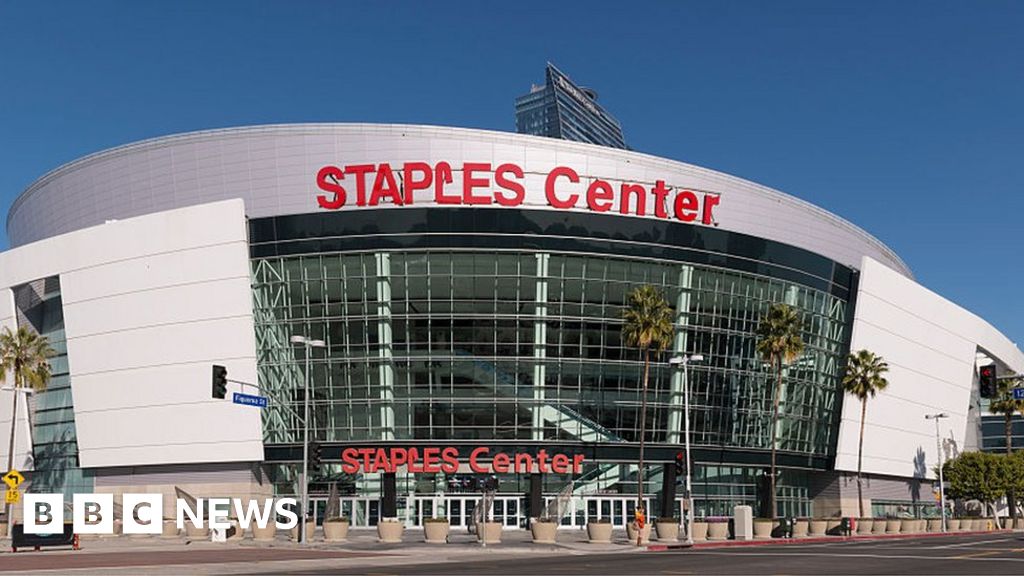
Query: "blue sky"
1 1 1022 344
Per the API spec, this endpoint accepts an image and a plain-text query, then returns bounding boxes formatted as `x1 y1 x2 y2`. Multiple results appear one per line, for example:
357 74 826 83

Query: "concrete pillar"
532 253 549 441
528 473 543 520
375 253 395 441
666 265 693 444
381 472 397 518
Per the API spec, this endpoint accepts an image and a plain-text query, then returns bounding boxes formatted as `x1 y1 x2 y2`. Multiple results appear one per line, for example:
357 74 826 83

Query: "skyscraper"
514 63 627 149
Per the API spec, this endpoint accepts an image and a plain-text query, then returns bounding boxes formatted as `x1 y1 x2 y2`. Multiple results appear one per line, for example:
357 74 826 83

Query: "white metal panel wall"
7 124 910 278
836 257 1024 479
0 199 262 469
0 287 34 471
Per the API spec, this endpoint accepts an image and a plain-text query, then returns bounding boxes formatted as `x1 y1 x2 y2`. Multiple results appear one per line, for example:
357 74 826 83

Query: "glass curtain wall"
13 276 92 499
253 249 850 515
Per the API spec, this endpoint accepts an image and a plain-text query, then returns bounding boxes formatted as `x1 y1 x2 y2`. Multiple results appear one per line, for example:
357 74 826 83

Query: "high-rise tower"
515 63 627 149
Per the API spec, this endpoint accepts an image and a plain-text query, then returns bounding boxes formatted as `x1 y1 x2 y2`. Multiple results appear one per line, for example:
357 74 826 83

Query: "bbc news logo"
22 494 299 534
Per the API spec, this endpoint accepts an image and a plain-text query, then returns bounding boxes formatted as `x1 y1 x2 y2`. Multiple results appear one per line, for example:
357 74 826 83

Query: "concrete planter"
252 523 277 541
927 519 943 532
587 521 613 543
377 520 404 543
899 519 916 534
228 520 245 540
100 519 123 538
808 519 828 536
185 523 209 539
655 520 679 542
477 521 502 544
323 520 350 541
161 520 179 538
530 519 558 544
626 521 652 545
871 519 886 534
291 521 316 542
1015 518 1024 530
0 522 8 538
856 519 874 535
753 519 774 539
692 521 709 541
792 519 809 538
947 519 961 531
423 519 449 543
707 521 730 541
885 519 902 534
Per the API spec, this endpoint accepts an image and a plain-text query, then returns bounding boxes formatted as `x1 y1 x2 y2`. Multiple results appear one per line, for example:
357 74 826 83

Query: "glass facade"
980 414 1024 452
13 276 92 499
515 63 628 149
251 208 855 516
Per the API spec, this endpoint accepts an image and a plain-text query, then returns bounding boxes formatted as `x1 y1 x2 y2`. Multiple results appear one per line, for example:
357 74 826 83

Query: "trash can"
839 517 855 536
772 517 794 539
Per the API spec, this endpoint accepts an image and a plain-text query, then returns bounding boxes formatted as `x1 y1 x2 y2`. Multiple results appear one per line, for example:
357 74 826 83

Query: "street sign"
1014 388 1024 400
5 489 20 504
232 392 268 408
3 469 24 490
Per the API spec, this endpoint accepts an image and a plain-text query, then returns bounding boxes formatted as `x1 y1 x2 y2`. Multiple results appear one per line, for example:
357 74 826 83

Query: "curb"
645 529 1017 551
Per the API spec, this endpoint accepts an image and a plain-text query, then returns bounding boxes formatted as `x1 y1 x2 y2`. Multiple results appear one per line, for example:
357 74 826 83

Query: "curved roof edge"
8 123 911 277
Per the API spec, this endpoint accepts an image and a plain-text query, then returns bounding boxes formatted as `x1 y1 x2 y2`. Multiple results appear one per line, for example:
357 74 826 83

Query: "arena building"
1 123 1021 528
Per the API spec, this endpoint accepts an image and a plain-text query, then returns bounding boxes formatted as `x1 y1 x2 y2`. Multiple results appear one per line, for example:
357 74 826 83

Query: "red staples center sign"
315 161 721 225
340 447 585 475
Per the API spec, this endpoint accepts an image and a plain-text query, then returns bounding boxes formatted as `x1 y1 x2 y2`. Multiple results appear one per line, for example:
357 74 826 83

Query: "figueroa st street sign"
339 447 585 475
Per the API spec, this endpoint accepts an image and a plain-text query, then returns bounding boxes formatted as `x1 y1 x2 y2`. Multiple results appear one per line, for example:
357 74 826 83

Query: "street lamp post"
291 335 325 545
925 412 949 533
669 353 704 546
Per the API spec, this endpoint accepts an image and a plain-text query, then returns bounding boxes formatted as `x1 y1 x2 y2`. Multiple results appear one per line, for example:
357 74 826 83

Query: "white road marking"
688 551 1024 563
933 537 1017 548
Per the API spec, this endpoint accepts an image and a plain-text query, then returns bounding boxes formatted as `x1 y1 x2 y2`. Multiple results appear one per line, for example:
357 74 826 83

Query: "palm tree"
842 349 889 518
622 285 674 544
755 303 804 519
1 326 55 524
990 376 1024 518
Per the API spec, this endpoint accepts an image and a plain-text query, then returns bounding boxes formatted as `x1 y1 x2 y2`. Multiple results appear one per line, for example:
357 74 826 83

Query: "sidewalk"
0 527 646 574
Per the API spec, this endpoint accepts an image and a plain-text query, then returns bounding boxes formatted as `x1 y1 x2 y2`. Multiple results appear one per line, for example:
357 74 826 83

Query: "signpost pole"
301 346 311 545
925 413 949 533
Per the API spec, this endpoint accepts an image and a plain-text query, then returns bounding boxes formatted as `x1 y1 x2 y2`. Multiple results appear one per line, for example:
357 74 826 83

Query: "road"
303 532 1024 575
1 532 1021 574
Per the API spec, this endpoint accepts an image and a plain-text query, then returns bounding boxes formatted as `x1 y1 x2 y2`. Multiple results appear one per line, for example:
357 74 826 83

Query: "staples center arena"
1 124 1021 528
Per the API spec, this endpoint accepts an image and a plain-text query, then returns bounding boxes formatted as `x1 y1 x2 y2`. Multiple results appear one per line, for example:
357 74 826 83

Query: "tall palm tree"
622 285 674 544
842 349 889 518
990 376 1024 518
755 303 804 519
1 326 55 524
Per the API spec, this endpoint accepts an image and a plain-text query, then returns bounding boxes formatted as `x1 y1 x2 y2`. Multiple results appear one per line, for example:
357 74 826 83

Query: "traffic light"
309 441 322 471
979 364 997 398
212 365 228 399
674 451 685 476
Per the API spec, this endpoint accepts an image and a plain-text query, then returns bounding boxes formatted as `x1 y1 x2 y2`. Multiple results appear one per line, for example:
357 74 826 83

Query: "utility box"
733 505 753 541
